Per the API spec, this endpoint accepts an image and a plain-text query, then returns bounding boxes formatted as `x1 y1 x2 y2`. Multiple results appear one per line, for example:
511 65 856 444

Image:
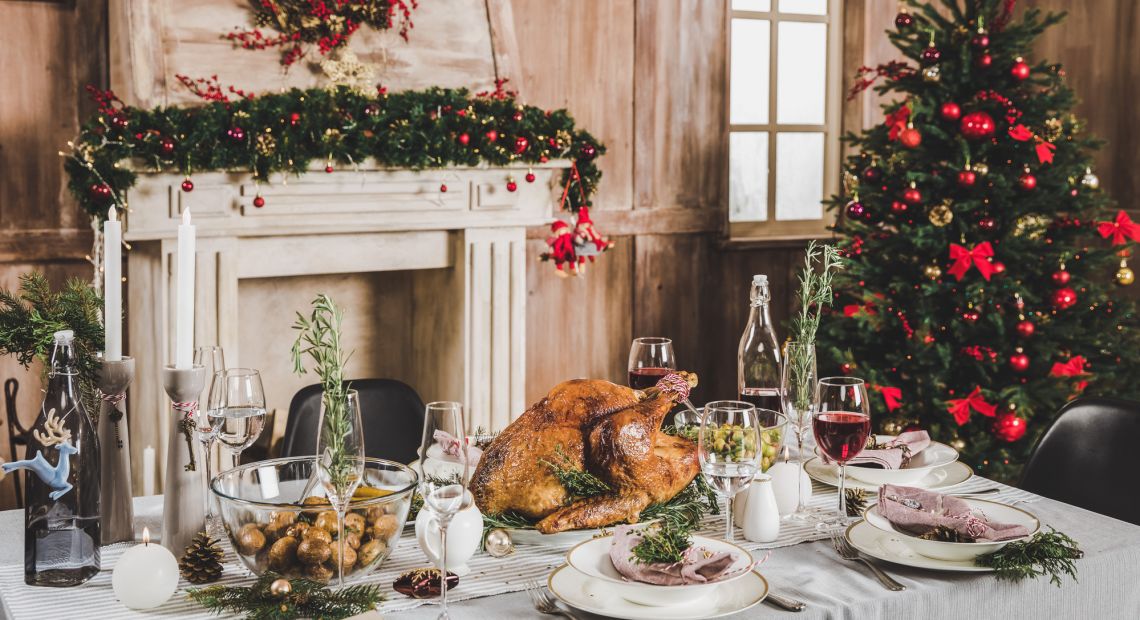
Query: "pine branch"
976 528 1082 586
188 571 382 619
631 522 692 565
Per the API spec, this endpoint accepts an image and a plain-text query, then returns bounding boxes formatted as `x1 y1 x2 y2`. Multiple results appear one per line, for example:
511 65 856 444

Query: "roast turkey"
469 372 699 533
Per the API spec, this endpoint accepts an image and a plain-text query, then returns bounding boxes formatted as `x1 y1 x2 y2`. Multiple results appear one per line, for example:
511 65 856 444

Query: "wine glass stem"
336 509 346 588
202 438 214 527
439 520 450 615
725 494 734 541
795 423 809 513
837 462 847 518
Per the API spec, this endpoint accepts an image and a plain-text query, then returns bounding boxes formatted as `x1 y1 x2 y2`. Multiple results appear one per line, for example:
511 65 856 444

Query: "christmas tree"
819 0 1140 481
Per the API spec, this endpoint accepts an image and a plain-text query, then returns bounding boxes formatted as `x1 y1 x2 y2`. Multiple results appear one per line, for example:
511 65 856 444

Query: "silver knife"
765 591 807 612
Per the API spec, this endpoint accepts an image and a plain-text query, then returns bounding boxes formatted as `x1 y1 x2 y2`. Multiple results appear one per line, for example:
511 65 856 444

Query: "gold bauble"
269 578 293 597
1116 266 1135 286
972 162 990 176
949 437 966 451
483 528 514 558
924 264 943 280
881 419 903 436
922 65 941 82
1081 169 1100 190
928 204 953 227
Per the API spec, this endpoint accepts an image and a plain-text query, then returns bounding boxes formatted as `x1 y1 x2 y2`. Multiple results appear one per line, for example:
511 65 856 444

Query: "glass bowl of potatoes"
212 456 418 583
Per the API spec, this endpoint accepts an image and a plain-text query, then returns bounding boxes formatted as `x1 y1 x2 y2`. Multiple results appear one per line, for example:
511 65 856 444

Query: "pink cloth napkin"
877 484 1030 542
608 525 746 585
432 430 482 466
848 430 931 469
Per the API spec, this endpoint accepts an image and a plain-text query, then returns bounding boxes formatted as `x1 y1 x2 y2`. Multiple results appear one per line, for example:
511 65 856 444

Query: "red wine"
740 388 782 412
813 412 871 463
629 367 671 389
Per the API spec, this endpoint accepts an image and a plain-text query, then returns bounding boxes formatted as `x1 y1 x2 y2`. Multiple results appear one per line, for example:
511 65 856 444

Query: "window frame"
725 0 843 240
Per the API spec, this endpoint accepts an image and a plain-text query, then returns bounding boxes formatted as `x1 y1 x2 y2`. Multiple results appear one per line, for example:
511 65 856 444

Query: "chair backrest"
1020 396 1140 525
280 379 425 464
4 378 29 507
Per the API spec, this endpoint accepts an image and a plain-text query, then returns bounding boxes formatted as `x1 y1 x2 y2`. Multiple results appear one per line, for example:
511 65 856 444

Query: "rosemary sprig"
787 242 843 412
631 522 692 565
640 475 720 531
482 510 536 531
539 446 612 499
975 527 1083 586
188 571 382 619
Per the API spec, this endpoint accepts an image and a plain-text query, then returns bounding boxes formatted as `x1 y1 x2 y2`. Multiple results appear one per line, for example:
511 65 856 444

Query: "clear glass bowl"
211 456 418 583
674 406 786 472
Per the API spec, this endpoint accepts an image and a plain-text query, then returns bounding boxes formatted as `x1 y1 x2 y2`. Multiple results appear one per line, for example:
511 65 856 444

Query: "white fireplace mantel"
125 162 565 489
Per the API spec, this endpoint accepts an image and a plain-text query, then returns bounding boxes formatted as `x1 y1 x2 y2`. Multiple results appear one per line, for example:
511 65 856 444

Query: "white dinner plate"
565 533 753 606
507 519 658 547
548 564 768 619
863 498 1039 561
844 519 993 573
805 457 973 492
843 436 960 485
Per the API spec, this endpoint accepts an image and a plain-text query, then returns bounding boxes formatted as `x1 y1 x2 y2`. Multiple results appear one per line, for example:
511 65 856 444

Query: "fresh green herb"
975 527 1082 586
631 522 693 565
787 242 843 412
482 510 535 531
640 475 720 531
291 294 354 497
539 446 612 499
188 571 382 619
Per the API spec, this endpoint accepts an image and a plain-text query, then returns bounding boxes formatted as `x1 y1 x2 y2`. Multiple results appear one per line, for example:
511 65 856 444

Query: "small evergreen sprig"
791 241 844 346
976 527 1083 586
631 522 693 565
188 571 383 620
539 446 612 499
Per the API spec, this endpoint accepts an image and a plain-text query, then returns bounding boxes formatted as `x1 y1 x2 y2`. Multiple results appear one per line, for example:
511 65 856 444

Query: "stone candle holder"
160 364 206 556
96 356 135 544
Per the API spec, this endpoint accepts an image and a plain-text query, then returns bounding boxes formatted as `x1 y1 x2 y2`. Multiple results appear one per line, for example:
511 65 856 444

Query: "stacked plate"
805 434 971 492
546 533 769 619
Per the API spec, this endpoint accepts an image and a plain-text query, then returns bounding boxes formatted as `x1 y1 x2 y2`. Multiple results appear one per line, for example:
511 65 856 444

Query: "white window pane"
733 0 771 10
730 19 770 125
730 132 769 222
780 0 827 15
776 22 827 124
775 132 824 220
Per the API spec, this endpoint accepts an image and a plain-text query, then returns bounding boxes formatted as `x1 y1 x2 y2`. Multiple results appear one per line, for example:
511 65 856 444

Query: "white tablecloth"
0 479 1138 619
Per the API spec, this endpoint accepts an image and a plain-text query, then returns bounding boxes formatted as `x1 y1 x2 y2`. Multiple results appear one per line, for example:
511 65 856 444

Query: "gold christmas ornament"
1116 260 1135 286
922 65 941 82
924 264 943 280
483 528 514 558
949 437 966 451
269 578 293 597
972 162 990 176
1080 167 1100 190
881 419 903 436
928 203 953 227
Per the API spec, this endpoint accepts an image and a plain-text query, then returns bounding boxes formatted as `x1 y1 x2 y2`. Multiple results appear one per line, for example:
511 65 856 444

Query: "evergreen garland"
188 571 383 620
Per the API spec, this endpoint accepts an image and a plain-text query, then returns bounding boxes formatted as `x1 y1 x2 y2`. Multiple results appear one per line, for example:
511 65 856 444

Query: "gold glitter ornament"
269 578 293 597
928 203 953 226
924 264 943 280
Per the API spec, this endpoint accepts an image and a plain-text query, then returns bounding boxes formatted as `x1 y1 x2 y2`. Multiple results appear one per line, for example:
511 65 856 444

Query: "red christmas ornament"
957 169 977 187
181 178 194 192
1018 171 1037 191
88 183 113 202
891 201 908 214
962 309 981 322
978 216 997 231
580 143 598 159
902 187 922 205
525 172 536 183
1016 320 1036 338
1051 287 1078 309
840 363 855 375
939 102 962 121
993 412 1028 442
506 180 518 192
485 129 499 142
974 53 993 69
1009 352 1030 373
109 114 129 131
325 165 334 173
862 166 882 182
159 137 176 156
289 112 302 127
899 127 923 148
971 31 990 49
512 110 524 122
895 11 914 29
992 261 1006 274
846 200 865 218
960 111 996 140
226 126 246 141
458 133 470 146
440 184 448 193
1010 57 1031 81
921 44 942 65
513 136 529 154
1051 269 1071 286
252 195 265 208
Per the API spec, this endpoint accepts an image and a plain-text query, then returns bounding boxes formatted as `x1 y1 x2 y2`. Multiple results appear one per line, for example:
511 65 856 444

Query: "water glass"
208 368 267 469
698 401 763 541
194 346 225 532
417 401 470 620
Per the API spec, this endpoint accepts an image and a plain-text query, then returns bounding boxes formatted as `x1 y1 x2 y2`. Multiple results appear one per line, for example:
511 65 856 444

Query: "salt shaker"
742 473 780 543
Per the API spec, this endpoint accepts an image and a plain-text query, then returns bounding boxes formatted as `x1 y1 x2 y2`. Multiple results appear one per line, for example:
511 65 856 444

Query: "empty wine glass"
315 388 365 588
417 401 470 620
780 340 817 520
627 337 675 389
194 346 225 533
208 368 267 470
698 401 763 541
814 377 871 524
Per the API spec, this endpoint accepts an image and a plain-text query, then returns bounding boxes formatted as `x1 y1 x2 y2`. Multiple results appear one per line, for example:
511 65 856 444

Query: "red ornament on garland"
580 143 597 159
109 114 129 131
921 43 942 65
1018 170 1037 191
962 309 981 322
252 195 265 208
88 183 113 202
957 169 977 187
513 136 529 154
457 133 470 146
992 261 1006 274
993 412 1028 442
978 216 997 232
939 102 962 121
891 201 908 214
512 110 524 122
506 180 518 192
975 53 993 69
846 200 866 218
485 129 499 142
226 126 246 141
902 186 922 205
1009 351 1030 373
1016 320 1036 338
895 11 914 29
525 171 536 183
1051 287 1078 310
971 30 990 50
1010 57 1031 81
960 111 996 140
1051 269 1071 286
289 112 301 127
181 178 194 193
440 184 448 193
159 137 176 156
362 103 380 117
325 165 334 173
899 127 922 148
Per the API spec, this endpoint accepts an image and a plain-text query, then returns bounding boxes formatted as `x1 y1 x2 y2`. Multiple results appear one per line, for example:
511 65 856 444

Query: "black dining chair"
280 379 425 464
4 379 34 508
1020 396 1140 525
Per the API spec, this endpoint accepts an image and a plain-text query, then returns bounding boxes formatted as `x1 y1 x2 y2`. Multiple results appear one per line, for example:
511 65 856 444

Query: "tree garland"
63 80 610 274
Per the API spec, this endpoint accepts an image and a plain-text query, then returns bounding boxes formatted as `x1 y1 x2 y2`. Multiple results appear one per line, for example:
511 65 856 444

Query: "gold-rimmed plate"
805 457 973 492
844 520 993 572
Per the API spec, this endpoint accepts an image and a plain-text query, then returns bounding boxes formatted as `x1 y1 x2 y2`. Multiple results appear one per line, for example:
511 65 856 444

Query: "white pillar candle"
142 445 155 496
103 206 122 361
112 527 180 610
175 207 195 369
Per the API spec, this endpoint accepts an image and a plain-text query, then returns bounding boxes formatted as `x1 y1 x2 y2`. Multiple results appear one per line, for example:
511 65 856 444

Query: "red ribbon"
1035 141 1056 164
1008 124 1032 141
946 386 997 426
1050 355 1088 377
886 105 910 141
1008 124 1055 164
1097 211 1140 246
947 242 996 281
871 385 903 412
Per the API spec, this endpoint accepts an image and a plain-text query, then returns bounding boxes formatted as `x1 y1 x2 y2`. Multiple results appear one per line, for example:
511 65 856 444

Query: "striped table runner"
0 476 1039 618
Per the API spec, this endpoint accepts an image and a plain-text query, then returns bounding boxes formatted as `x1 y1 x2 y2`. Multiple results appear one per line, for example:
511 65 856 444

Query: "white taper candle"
175 208 195 369
103 206 122 361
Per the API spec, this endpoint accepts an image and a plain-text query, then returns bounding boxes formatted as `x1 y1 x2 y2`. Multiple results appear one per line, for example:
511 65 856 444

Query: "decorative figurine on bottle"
2 330 101 586
738 275 782 411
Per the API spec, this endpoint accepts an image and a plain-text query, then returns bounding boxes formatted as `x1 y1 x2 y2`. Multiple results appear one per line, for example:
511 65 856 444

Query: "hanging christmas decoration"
457 132 471 146
159 136 176 156
960 111 996 140
993 412 1028 442
1010 57 1031 81
957 167 977 187
972 162 990 176
947 241 996 281
1009 350 1030 373
922 65 941 82
940 102 962 121
892 201 909 214
975 52 993 68
846 198 865 218
88 183 113 202
1096 211 1140 245
971 22 990 49
253 195 266 208
895 10 914 29
962 308 981 322
513 136 529 154
1051 267 1071 286
506 178 518 192
1116 259 1135 286
928 203 953 226
862 166 882 182
902 183 922 205
1051 287 1078 309
1016 319 1036 338
978 215 997 231
525 171 536 183
946 386 997 425
992 261 1006 274
921 32 941 64
1080 167 1100 190
1017 168 1038 191
181 178 194 192
923 264 942 280
900 124 923 148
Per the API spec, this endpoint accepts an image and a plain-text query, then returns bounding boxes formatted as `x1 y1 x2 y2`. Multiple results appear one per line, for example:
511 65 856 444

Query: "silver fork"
830 530 906 591
526 579 580 619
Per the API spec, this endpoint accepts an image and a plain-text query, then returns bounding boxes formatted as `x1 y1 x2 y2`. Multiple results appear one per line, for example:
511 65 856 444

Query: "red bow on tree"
946 386 997 426
1097 211 1140 246
1008 124 1033 141
886 105 910 141
871 385 903 412
947 242 996 281
1008 124 1055 163
1051 355 1090 394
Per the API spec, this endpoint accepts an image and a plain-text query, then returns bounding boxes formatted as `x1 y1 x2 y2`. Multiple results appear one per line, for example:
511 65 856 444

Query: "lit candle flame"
142 527 151 545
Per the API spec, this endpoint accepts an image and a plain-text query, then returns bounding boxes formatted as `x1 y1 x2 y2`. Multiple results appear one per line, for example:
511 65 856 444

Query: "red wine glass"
813 377 871 522
627 337 675 389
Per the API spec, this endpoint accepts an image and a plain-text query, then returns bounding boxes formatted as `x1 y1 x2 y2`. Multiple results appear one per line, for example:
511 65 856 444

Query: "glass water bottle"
737 275 782 411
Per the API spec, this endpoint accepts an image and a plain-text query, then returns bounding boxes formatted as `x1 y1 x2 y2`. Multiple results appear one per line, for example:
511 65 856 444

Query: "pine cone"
179 531 224 584
844 488 869 517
